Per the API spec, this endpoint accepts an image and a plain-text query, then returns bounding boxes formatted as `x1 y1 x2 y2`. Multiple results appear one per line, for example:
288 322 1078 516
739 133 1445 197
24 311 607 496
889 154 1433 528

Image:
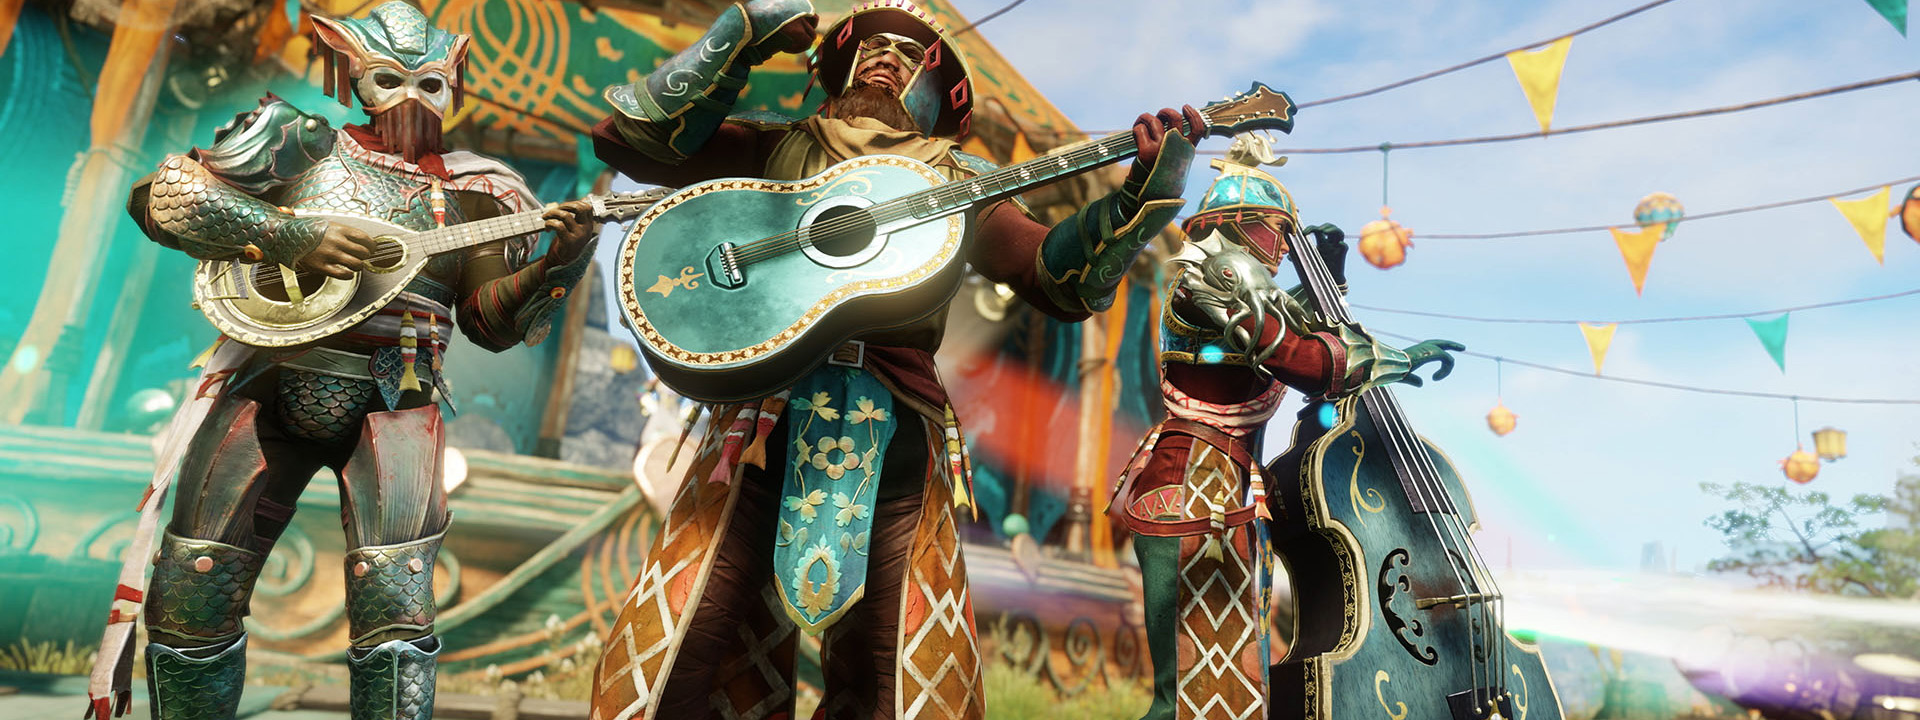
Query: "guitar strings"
726 129 1146 267
1290 229 1498 709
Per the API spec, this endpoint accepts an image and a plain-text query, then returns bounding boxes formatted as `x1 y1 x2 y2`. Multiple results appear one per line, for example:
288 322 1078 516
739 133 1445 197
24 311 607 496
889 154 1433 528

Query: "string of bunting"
1348 287 1920 325
1369 329 1920 405
1189 70 1920 156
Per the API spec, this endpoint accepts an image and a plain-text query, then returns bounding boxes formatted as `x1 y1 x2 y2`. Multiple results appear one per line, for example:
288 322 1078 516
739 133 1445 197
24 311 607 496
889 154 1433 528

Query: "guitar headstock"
1200 82 1297 137
590 187 676 220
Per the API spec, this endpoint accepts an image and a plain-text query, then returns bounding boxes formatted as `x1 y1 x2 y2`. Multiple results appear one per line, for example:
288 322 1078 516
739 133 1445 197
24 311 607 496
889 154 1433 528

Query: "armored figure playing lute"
192 188 669 347
618 83 1298 403
1263 230 1565 719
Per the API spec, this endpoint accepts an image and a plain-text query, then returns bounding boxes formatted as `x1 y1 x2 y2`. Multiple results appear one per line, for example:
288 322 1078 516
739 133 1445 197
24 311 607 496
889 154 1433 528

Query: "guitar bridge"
706 242 744 289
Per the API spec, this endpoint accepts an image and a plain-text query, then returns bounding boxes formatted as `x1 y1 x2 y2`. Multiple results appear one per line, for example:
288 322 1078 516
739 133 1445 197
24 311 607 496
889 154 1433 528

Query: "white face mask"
355 64 455 119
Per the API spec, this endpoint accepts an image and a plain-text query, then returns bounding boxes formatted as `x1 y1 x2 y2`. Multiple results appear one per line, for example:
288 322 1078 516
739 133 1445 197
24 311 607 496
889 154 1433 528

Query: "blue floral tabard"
772 366 895 634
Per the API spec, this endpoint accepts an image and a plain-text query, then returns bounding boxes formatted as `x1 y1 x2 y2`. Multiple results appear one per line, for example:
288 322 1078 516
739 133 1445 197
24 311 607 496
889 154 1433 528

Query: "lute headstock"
1200 82 1298 137
590 187 676 221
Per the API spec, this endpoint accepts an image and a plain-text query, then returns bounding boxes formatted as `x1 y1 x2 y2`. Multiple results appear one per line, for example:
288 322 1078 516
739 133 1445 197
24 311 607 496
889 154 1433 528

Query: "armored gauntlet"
603 0 816 162
1038 132 1197 313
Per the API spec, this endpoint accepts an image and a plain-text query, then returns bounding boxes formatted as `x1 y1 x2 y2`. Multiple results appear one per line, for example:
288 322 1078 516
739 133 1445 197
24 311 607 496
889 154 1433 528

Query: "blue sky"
935 0 1920 572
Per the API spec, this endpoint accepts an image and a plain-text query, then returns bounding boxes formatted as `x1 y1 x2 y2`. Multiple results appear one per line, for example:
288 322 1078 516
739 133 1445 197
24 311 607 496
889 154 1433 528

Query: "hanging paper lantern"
1781 448 1820 484
1812 427 1847 462
1358 206 1414 269
1634 192 1685 242
1486 403 1517 436
1901 183 1920 246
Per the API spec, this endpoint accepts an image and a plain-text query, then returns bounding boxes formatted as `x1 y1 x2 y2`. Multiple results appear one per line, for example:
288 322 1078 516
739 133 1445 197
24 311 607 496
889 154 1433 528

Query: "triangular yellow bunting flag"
1830 186 1890 264
1610 226 1661 295
1508 36 1573 133
960 135 997 163
1579 322 1617 375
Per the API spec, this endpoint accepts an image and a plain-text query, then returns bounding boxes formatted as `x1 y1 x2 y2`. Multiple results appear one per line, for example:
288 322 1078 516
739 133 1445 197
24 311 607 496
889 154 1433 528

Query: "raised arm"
593 0 815 182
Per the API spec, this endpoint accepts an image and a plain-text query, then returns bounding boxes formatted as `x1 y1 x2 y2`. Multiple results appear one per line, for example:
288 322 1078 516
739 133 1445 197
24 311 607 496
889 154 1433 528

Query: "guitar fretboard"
410 209 551 255
870 129 1148 225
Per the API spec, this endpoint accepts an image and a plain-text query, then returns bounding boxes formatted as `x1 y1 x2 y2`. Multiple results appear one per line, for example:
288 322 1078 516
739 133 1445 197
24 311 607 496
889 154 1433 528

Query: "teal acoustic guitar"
617 82 1298 403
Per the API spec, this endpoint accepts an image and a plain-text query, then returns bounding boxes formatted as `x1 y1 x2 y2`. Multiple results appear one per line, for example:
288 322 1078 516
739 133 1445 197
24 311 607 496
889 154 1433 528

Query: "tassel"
399 311 422 392
430 178 447 228
707 404 757 484
1250 468 1271 521
1202 490 1228 562
188 337 227 369
428 315 443 372
943 405 975 517
738 391 790 470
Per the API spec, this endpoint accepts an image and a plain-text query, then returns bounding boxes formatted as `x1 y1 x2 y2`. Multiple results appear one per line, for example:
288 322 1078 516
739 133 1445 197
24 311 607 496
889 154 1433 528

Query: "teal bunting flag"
1745 313 1791 373
1865 0 1908 35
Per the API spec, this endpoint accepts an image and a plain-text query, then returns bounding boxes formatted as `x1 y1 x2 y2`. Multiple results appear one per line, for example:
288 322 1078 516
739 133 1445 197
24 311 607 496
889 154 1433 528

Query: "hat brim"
816 7 973 136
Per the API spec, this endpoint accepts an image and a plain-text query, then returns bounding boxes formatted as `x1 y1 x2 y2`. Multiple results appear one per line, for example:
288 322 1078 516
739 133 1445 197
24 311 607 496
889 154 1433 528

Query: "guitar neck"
874 116 1212 223
410 208 551 256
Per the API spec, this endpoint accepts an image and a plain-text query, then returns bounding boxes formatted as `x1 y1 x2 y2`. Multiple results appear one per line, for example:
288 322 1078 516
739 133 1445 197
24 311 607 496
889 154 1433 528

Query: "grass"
0 640 98 675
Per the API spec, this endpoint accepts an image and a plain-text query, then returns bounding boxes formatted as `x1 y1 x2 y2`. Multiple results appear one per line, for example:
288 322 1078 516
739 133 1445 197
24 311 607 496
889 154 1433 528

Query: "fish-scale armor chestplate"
344 533 441 643
276 153 469 281
348 637 439 720
145 634 249 720
145 532 265 641
278 370 379 443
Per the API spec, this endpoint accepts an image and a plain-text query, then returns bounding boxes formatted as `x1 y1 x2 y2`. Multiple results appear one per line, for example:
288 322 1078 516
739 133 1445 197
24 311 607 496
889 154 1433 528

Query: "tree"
1700 448 1920 599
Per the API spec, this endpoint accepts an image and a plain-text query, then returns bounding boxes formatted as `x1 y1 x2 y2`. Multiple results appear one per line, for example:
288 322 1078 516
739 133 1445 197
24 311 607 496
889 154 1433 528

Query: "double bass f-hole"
1376 548 1439 666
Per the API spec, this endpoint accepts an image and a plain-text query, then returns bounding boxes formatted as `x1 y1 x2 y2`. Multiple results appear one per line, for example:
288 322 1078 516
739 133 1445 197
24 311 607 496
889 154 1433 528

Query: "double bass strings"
1290 228 1509 712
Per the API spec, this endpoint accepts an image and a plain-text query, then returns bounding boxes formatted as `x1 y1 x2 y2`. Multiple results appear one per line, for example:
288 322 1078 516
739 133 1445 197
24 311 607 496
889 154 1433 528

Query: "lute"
619 82 1299 403
193 189 671 348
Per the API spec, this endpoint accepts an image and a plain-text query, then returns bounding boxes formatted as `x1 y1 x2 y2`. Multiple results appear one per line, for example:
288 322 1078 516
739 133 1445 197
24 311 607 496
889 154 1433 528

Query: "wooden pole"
0 0 180 425
77 112 196 430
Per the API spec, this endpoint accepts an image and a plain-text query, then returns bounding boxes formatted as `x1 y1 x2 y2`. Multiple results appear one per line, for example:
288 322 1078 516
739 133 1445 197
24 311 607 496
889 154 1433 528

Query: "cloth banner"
1865 0 1908 35
0 0 25 59
1831 186 1890 265
1610 225 1661 295
1579 322 1616 376
1745 313 1790 373
1508 36 1573 133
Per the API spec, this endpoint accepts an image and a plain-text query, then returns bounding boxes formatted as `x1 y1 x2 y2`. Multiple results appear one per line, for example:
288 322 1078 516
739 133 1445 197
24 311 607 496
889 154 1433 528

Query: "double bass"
1262 234 1564 720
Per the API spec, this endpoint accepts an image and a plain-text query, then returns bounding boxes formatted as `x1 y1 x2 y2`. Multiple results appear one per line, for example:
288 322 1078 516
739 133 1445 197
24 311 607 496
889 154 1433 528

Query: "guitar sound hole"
806 205 877 258
250 264 329 302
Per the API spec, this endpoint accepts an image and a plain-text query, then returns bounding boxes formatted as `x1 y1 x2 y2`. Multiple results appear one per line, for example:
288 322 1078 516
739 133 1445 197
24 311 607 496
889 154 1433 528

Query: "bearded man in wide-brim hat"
587 1 1206 717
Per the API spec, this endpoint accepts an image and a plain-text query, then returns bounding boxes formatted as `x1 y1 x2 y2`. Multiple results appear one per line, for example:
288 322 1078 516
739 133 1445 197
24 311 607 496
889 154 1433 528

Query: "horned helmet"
1180 134 1298 270
813 0 974 137
310 1 470 163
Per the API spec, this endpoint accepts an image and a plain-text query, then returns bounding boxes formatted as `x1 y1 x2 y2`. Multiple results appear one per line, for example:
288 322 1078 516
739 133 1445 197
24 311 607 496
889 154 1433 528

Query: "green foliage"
0 639 97 675
1701 449 1920 599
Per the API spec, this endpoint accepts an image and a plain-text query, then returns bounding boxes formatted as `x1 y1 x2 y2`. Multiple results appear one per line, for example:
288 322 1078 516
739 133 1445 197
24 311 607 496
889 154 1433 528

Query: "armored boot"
343 532 445 720
347 636 440 720
143 532 266 720
1133 534 1180 720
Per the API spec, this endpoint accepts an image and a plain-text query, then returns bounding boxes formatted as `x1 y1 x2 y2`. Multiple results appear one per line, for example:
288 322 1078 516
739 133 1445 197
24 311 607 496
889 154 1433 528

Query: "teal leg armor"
143 532 265 720
347 636 440 720
145 634 249 720
1134 534 1180 720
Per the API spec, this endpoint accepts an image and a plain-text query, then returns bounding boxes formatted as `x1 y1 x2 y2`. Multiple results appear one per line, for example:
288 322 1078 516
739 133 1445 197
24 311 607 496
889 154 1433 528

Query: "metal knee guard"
144 532 264 720
146 634 249 720
347 635 439 720
343 531 443 646
146 531 266 644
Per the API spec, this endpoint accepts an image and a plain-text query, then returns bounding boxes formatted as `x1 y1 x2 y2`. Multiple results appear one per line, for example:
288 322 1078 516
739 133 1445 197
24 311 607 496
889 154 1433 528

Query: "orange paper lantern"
1358 206 1414 269
1901 183 1919 246
1486 403 1517 436
1781 448 1820 484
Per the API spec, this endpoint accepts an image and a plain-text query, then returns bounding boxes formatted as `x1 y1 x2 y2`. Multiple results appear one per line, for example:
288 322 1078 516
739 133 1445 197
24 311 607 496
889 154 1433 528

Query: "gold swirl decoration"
1374 670 1408 720
429 0 594 141
1349 429 1387 525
